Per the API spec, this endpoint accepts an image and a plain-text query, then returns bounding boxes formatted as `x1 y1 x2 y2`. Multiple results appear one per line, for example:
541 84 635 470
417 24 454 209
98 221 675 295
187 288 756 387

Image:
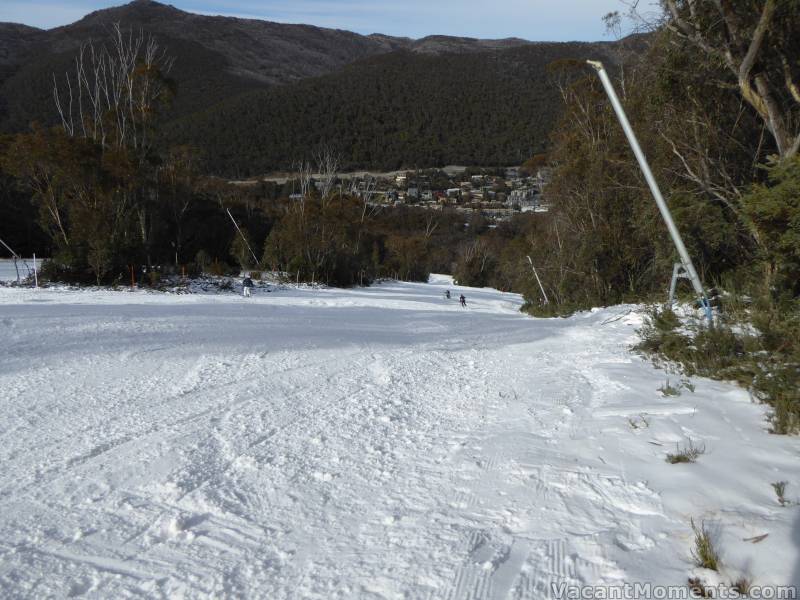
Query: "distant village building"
508 188 539 205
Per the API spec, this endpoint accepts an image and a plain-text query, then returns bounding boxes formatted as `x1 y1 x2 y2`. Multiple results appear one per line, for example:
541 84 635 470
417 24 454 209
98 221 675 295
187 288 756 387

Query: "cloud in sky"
0 0 657 41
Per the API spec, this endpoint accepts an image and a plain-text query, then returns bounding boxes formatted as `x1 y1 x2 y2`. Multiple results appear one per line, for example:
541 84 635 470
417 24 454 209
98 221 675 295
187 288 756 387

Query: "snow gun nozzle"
586 60 604 71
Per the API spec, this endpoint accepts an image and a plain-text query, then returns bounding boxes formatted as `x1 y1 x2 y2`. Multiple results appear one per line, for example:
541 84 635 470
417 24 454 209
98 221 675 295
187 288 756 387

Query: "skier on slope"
460 294 467 308
445 290 451 300
242 275 254 298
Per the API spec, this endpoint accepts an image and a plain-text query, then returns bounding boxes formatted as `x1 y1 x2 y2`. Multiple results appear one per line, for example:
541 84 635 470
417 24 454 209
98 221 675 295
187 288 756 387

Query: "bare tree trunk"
664 0 799 160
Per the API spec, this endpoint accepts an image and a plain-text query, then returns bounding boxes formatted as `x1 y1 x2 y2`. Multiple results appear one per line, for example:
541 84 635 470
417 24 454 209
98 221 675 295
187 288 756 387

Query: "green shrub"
690 519 720 571
732 577 753 596
666 440 705 464
772 481 788 506
742 157 800 297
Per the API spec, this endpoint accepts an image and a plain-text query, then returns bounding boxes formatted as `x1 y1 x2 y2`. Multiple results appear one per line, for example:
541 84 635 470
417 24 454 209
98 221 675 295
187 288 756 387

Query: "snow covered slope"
0 277 798 598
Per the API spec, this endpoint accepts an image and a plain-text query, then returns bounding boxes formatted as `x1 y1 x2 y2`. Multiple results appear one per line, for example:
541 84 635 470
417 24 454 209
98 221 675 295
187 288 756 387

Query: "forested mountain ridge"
0 0 400 131
0 0 542 134
168 42 623 176
0 0 638 175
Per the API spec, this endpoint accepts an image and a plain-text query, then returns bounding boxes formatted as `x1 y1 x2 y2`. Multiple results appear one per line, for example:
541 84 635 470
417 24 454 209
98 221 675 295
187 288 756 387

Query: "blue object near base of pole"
700 297 713 327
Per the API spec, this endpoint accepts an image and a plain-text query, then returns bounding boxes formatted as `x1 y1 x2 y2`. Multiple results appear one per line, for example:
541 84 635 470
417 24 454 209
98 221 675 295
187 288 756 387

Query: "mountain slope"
0 1 397 130
0 0 638 173
168 42 621 176
0 0 536 133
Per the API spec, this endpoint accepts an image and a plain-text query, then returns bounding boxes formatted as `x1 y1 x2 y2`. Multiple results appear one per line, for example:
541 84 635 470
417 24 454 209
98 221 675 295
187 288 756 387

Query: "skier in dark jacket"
242 276 254 298
445 290 451 300
460 294 467 307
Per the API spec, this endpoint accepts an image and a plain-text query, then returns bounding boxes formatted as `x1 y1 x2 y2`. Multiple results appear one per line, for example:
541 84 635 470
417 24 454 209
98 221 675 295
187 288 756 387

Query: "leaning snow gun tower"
587 60 714 325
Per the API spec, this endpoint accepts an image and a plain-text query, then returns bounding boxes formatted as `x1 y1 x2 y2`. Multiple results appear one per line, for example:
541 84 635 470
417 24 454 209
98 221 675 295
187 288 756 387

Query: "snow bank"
0 278 797 598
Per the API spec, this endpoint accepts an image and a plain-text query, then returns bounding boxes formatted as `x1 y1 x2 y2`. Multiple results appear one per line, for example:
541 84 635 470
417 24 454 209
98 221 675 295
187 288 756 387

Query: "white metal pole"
226 208 260 268
527 255 549 305
587 61 709 308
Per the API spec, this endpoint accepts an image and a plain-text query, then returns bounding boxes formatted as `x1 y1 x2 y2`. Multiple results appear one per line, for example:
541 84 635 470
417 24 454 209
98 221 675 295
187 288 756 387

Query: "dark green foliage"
742 157 800 297
0 138 50 256
167 45 619 176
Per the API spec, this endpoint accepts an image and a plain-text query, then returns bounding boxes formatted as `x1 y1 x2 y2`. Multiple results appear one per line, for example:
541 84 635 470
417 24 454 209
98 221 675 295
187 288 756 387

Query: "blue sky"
0 0 659 40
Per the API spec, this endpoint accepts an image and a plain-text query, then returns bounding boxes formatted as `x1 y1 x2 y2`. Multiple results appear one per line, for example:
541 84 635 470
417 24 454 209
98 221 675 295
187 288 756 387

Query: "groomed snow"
0 276 798 599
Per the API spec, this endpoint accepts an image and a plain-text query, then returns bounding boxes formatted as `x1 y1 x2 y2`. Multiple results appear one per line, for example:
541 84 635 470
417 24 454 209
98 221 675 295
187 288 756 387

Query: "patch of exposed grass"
636 302 800 434
666 440 706 464
732 576 753 596
772 481 789 506
690 519 720 571
659 380 682 397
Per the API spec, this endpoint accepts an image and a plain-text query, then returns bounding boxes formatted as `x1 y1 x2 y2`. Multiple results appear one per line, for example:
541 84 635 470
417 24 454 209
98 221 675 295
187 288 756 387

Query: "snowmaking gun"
586 60 714 325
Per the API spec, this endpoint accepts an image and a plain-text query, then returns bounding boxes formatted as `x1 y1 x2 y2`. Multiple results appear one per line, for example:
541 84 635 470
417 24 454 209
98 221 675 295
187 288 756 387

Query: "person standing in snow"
460 294 467 308
242 275 254 298
445 290 451 300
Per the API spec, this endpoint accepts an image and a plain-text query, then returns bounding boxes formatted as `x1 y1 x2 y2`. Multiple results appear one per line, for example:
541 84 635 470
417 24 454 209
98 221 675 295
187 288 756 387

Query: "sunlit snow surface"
0 276 798 598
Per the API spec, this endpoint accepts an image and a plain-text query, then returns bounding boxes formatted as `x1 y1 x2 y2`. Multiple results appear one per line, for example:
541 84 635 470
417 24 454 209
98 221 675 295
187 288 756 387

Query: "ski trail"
1 282 796 597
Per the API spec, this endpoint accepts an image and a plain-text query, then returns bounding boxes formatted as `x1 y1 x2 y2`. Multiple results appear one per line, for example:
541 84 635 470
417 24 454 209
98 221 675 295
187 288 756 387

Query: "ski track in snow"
0 276 798 599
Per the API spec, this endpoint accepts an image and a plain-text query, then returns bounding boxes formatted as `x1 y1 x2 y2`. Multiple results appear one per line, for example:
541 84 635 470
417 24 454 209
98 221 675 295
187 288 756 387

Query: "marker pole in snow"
587 60 713 325
527 256 549 305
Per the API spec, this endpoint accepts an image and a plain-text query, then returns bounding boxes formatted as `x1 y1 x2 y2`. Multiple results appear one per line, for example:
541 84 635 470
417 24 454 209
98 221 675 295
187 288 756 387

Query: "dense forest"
167 44 623 176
